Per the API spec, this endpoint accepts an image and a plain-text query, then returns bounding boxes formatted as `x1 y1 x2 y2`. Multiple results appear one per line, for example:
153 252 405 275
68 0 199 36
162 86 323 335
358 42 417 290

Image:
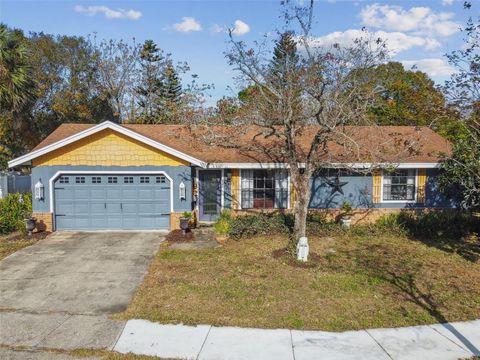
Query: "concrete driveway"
0 231 165 356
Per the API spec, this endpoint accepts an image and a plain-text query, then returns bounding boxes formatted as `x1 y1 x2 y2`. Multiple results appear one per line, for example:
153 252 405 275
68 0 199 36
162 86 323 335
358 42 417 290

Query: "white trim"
8 121 206 168
48 171 174 231
207 162 441 169
380 169 418 204
287 172 291 210
238 169 242 210
221 169 225 210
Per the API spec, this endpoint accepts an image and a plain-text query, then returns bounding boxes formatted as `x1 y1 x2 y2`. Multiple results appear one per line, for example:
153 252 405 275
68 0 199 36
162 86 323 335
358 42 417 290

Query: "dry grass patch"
0 232 49 260
118 233 480 331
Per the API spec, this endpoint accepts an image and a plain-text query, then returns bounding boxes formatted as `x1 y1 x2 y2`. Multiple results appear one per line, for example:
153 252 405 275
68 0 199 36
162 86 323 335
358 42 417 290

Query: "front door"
198 170 221 221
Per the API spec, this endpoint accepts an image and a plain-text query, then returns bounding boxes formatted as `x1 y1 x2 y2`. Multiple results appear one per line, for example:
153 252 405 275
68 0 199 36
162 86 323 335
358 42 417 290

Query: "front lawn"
118 230 480 331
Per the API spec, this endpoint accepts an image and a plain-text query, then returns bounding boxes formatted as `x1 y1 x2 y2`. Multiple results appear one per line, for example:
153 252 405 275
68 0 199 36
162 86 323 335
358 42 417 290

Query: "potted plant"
214 210 231 245
179 212 192 235
24 213 36 236
339 201 353 228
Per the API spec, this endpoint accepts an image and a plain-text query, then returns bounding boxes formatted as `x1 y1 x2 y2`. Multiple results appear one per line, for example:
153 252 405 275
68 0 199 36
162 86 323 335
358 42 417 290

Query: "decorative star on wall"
326 175 348 195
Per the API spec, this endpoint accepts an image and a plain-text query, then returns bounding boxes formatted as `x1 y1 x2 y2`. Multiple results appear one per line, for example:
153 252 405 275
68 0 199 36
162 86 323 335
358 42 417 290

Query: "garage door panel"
54 174 171 230
74 188 89 198
55 189 74 201
107 188 122 199
122 189 138 199
91 188 107 199
91 216 107 228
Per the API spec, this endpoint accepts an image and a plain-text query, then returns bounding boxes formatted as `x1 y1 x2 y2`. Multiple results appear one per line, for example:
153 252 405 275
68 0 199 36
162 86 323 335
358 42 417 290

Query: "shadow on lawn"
353 243 479 355
411 236 480 263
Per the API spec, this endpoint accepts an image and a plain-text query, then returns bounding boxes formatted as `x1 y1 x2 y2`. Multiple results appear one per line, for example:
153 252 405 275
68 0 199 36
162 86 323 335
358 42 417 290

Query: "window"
123 176 134 184
92 177 101 184
75 176 85 184
59 176 69 184
156 175 166 184
241 170 288 209
382 169 416 201
107 176 118 184
140 176 150 184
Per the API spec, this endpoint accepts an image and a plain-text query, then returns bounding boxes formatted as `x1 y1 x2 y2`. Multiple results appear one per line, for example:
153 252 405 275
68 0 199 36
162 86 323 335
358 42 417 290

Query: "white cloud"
360 4 459 37
442 0 455 5
74 5 141 20
173 17 202 32
211 24 225 34
401 58 456 77
303 29 440 56
231 20 250 36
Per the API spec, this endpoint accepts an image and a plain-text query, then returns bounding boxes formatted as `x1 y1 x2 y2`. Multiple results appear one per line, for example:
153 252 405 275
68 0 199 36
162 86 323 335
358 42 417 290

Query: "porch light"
179 181 186 200
34 180 44 200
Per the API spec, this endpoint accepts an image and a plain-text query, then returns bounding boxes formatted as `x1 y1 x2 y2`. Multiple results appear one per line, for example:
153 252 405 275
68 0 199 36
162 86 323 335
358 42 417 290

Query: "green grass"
118 232 480 331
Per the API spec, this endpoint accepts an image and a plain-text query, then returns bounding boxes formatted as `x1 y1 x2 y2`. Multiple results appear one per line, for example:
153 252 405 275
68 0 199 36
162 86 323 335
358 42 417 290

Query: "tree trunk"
290 168 312 252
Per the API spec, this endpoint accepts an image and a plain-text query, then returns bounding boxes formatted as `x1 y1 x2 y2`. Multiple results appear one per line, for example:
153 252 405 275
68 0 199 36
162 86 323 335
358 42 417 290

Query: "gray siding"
31 165 193 213
309 169 455 209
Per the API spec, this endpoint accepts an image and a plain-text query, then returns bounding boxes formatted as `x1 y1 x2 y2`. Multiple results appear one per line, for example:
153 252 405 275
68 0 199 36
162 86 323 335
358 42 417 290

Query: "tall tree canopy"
354 61 460 137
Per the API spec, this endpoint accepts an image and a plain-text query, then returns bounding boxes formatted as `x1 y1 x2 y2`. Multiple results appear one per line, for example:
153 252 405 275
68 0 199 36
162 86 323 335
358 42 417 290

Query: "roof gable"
8 121 205 168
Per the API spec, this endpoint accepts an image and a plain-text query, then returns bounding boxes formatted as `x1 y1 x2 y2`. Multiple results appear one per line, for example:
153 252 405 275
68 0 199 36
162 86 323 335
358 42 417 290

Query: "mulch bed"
165 229 195 243
1 231 50 243
272 248 324 268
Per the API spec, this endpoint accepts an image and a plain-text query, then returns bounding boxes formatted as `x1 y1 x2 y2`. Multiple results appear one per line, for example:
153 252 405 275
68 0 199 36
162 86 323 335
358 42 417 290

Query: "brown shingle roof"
32 123 452 164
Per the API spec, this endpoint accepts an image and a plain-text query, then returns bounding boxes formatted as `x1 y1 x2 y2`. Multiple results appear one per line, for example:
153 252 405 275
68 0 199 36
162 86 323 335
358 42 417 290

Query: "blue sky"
0 0 473 104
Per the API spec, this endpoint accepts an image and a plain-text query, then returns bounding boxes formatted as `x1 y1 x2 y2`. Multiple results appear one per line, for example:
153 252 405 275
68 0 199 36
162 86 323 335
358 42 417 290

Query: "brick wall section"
32 212 53 232
170 212 184 230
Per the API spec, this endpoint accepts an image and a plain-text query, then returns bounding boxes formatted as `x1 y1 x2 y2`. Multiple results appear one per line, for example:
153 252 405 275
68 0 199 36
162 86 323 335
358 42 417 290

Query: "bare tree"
198 0 425 256
94 38 140 123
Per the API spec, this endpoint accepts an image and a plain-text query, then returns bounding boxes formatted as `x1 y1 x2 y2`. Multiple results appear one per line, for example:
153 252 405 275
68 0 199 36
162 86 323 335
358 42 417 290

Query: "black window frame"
91 176 102 184
107 176 118 184
59 176 69 184
156 175 166 184
75 176 86 184
140 176 150 184
123 176 134 184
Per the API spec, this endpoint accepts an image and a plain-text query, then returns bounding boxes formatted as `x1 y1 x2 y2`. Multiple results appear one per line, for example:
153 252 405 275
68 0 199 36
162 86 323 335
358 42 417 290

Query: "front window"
382 169 416 201
241 169 288 209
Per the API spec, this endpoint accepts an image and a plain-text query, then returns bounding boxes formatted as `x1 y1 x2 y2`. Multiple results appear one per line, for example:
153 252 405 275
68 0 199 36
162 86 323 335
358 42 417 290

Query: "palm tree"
0 24 35 111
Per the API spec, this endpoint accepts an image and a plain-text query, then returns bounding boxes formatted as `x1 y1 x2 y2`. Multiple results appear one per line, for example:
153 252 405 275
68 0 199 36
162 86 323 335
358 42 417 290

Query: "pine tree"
270 31 300 81
163 61 182 104
135 40 165 124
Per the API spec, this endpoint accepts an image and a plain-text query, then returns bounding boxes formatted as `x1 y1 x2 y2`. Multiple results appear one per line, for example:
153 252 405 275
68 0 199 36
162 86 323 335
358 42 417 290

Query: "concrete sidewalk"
114 319 480 360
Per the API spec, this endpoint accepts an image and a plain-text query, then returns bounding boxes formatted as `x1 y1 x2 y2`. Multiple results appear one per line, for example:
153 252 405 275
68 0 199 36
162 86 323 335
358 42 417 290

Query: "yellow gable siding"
32 129 189 167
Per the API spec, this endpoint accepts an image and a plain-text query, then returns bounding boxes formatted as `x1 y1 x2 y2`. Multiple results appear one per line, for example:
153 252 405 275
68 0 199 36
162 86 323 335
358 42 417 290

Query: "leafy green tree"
354 62 460 137
439 121 480 210
0 24 34 111
439 3 480 211
0 24 35 169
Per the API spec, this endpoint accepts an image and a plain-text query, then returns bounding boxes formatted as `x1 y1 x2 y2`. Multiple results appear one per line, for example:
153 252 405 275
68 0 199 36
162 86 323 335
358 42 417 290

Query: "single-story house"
8 121 454 231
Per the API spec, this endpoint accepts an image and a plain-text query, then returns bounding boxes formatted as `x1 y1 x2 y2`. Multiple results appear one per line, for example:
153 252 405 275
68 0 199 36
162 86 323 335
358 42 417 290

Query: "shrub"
375 211 479 239
214 210 233 235
228 212 291 240
0 193 32 234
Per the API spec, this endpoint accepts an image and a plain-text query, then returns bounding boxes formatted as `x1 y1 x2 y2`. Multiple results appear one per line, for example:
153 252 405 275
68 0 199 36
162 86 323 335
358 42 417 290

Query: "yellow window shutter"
417 169 426 204
372 170 382 204
231 169 240 209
